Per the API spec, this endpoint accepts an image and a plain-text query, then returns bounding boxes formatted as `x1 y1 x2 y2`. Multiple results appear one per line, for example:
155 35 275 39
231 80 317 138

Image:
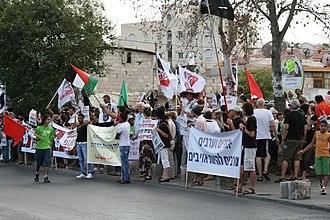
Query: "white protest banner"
177 114 188 136
87 125 121 166
53 139 78 159
0 132 6 147
29 109 37 126
152 130 165 154
138 119 158 141
57 79 77 109
80 105 90 121
52 123 77 151
22 134 36 154
187 128 242 179
128 139 140 161
220 95 237 110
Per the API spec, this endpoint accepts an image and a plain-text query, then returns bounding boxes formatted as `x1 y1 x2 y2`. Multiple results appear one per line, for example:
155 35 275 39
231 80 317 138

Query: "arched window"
166 14 172 21
128 33 136 46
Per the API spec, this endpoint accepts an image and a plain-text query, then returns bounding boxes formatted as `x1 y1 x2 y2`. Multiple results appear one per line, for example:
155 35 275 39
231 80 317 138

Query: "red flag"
4 114 26 146
245 69 263 100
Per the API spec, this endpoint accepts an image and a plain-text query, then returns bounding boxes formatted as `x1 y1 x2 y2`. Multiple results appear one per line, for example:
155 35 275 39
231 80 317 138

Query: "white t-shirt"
183 98 197 113
206 120 221 133
117 122 130 146
254 108 274 140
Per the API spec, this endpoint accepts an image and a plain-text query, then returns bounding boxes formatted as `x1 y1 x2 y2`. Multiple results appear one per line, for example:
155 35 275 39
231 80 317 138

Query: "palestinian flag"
65 64 98 92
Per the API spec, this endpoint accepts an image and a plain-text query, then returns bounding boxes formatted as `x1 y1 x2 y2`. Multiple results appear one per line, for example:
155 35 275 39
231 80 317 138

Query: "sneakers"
262 171 271 181
44 177 50 183
118 180 131 184
86 173 94 179
76 173 86 179
321 186 327 195
34 174 39 182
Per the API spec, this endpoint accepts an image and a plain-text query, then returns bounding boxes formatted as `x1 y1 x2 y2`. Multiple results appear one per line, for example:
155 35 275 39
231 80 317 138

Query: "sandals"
143 176 152 181
159 178 170 183
274 178 286 183
243 188 255 195
257 177 263 182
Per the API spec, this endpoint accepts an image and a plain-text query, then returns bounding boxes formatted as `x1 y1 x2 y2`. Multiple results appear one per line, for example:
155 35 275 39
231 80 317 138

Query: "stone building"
97 47 157 104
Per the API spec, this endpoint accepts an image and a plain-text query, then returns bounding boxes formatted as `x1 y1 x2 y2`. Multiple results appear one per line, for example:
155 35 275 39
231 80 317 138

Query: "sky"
103 0 329 45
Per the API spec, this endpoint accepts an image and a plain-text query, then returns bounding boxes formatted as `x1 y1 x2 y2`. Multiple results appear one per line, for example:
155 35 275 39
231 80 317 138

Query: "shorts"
282 139 302 162
243 148 257 172
159 148 170 169
256 139 270 158
35 149 51 168
315 157 330 176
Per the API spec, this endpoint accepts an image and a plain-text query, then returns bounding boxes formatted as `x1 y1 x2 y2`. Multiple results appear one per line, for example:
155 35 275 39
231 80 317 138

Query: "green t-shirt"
35 125 55 150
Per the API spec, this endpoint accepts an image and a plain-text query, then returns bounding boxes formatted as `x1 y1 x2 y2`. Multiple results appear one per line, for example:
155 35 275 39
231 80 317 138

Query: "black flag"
201 0 234 21
0 90 6 114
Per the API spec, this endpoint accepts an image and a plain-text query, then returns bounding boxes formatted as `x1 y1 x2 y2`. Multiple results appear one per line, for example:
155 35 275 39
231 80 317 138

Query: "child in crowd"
298 120 330 195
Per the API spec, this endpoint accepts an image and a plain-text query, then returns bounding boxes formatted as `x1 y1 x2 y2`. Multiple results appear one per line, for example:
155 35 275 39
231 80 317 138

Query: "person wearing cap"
275 99 307 183
228 105 243 131
181 88 197 119
127 114 135 139
254 98 278 182
99 95 118 126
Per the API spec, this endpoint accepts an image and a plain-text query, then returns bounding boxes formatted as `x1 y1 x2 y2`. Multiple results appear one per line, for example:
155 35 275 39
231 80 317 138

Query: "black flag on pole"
201 0 234 21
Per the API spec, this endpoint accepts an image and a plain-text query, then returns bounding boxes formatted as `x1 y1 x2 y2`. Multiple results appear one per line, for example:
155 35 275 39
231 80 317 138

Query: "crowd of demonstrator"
0 87 330 195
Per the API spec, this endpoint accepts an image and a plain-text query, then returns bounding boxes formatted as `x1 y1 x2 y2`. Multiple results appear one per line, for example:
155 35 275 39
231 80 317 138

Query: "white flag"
0 89 6 114
57 79 78 109
156 52 177 99
178 65 206 94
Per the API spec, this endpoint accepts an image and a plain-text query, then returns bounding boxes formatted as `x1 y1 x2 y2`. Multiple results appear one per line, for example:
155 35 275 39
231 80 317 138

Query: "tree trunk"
223 54 234 96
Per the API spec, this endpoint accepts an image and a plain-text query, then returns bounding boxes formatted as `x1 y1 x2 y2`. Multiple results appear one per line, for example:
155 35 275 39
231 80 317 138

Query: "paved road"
0 163 328 220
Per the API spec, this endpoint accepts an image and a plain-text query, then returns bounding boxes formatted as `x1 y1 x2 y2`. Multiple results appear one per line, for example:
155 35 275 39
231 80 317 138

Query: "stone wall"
97 48 158 104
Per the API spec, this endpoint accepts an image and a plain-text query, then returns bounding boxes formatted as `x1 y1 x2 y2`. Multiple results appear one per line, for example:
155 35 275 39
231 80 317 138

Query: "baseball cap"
288 99 300 109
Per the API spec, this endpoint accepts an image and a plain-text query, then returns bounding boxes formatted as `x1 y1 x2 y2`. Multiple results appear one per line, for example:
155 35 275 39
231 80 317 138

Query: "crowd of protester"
0 87 329 195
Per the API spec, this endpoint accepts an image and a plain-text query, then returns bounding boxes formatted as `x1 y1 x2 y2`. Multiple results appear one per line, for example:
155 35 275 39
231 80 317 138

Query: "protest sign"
220 96 237 111
52 123 77 151
28 109 37 126
187 128 242 179
22 134 36 154
0 132 6 147
281 56 304 92
128 139 140 161
138 119 158 141
152 130 165 154
53 138 78 159
177 114 188 136
87 125 121 166
80 105 90 121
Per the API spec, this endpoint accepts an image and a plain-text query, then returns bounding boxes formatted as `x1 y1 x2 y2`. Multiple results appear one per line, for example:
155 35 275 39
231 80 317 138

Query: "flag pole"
45 91 58 110
205 0 229 115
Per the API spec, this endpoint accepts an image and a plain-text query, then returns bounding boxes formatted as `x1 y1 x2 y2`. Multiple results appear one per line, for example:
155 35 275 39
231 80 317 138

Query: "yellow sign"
87 125 121 166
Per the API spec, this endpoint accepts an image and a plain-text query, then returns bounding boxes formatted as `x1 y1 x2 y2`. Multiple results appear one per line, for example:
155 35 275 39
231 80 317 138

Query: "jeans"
120 146 130 181
2 145 9 161
77 143 93 175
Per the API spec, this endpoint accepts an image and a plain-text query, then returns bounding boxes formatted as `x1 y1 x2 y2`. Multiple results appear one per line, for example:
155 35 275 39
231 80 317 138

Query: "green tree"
238 68 273 100
0 0 115 114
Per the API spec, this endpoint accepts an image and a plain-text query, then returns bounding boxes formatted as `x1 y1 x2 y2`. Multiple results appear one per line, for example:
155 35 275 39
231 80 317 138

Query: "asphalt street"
0 163 328 220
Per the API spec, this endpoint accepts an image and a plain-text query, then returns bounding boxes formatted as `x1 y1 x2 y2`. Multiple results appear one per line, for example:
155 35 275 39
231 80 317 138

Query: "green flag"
118 80 128 106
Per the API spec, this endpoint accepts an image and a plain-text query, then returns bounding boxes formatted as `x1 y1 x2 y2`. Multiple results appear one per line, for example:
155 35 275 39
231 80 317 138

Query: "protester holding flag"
34 115 55 183
76 113 94 179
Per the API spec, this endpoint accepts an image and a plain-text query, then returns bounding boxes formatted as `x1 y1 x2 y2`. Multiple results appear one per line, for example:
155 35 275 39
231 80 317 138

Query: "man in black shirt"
275 100 307 183
76 114 94 179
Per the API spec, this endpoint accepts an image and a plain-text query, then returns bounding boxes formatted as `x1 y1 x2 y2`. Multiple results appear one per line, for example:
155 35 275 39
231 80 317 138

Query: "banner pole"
55 156 58 171
45 92 58 110
205 0 229 115
185 169 189 189
236 178 239 198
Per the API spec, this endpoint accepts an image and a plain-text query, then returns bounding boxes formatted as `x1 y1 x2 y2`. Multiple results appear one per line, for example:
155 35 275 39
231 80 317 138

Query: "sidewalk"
128 170 330 212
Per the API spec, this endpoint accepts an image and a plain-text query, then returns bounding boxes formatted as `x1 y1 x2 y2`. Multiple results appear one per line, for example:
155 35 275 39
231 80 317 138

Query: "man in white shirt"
115 113 131 184
134 102 145 135
254 98 278 181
